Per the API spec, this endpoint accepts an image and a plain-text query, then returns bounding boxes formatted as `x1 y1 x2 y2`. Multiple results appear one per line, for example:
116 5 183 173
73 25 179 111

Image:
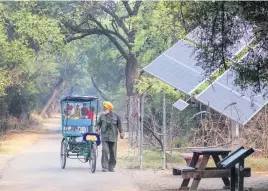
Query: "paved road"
0 119 139 191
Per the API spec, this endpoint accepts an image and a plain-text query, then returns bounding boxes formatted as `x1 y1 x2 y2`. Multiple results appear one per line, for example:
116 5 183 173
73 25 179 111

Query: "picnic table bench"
173 147 253 190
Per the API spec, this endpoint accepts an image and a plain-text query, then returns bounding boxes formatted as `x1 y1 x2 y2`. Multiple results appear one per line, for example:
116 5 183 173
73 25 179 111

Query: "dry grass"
117 138 129 158
118 149 184 169
0 114 58 155
118 144 268 172
246 156 268 172
0 131 40 154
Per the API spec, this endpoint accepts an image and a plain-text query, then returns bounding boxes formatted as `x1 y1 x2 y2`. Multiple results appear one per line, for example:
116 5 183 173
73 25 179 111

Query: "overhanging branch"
133 1 142 15
64 21 130 49
100 4 129 35
87 13 129 60
122 1 133 15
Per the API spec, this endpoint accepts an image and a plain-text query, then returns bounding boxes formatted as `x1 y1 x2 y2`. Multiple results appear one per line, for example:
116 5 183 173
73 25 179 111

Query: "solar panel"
164 40 204 74
143 40 208 94
186 21 253 58
196 68 268 125
173 99 189 111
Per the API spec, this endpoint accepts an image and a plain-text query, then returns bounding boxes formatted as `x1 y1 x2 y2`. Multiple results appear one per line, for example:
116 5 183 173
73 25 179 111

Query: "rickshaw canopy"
61 96 98 103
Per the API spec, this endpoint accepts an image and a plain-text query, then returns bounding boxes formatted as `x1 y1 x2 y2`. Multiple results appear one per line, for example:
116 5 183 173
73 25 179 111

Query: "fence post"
162 93 166 170
139 94 145 169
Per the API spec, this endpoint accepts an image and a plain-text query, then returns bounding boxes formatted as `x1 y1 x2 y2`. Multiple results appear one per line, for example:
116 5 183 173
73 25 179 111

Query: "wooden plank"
180 153 200 189
202 167 251 172
173 166 196 171
189 153 200 167
173 166 196 175
181 169 251 179
212 154 230 187
173 168 181 176
190 154 210 190
193 148 231 155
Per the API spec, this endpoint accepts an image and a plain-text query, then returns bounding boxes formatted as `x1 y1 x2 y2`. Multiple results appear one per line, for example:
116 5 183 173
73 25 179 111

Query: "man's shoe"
109 168 114 172
102 169 108 172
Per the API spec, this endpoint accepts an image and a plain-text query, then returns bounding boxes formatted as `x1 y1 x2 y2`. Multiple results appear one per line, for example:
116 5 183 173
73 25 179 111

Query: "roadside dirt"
0 117 58 179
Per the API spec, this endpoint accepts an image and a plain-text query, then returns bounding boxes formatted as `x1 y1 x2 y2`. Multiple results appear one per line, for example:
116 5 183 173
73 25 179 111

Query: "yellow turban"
103 101 114 111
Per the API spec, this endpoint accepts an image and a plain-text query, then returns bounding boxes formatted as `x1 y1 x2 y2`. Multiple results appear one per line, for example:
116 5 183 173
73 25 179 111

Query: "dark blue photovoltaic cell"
173 99 189 111
143 54 204 94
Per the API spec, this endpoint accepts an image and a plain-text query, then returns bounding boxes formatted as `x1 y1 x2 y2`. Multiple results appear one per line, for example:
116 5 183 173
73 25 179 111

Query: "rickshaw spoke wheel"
89 144 97 173
60 139 67 169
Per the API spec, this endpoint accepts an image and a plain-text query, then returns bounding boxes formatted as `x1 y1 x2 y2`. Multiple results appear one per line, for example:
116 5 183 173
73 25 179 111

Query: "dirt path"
0 117 139 191
0 117 267 191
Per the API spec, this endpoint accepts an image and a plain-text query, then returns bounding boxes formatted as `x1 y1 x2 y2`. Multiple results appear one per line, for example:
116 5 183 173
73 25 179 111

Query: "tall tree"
183 2 268 95
61 1 142 97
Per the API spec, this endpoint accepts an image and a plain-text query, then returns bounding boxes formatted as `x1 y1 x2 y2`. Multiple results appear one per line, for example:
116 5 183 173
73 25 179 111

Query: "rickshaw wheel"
60 138 67 169
89 144 97 173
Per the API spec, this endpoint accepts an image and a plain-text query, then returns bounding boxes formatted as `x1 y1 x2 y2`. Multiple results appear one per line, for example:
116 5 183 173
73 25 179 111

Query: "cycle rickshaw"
60 96 100 173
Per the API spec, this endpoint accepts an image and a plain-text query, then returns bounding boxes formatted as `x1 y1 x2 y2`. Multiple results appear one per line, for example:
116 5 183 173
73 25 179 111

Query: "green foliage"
0 70 11 96
0 2 63 68
134 1 185 66
136 76 183 100
0 2 64 131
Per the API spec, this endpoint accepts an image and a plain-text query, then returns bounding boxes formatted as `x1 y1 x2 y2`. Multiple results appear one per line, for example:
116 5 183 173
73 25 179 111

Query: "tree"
183 2 268 95
39 41 91 117
0 1 63 118
60 1 142 97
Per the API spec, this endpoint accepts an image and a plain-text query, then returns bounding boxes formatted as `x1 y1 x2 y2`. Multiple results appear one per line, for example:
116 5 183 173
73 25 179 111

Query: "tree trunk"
125 54 139 96
125 54 140 150
39 78 66 117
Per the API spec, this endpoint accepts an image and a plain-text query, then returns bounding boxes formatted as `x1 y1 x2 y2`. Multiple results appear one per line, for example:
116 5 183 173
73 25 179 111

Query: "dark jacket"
97 112 122 142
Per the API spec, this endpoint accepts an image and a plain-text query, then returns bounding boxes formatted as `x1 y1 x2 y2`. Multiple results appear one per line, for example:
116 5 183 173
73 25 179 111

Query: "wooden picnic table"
180 148 231 190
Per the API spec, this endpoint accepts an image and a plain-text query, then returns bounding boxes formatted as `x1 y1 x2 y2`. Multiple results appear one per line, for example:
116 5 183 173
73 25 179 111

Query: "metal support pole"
230 166 236 191
170 107 174 154
162 93 166 170
139 95 144 169
238 159 244 191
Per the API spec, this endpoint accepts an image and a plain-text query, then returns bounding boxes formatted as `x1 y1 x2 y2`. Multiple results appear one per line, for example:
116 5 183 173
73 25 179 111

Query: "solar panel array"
143 40 207 95
186 21 254 58
196 68 268 125
196 44 268 125
143 21 267 125
173 99 189 111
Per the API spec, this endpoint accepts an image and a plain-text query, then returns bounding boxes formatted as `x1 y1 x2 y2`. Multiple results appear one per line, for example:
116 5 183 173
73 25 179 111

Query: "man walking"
97 101 124 172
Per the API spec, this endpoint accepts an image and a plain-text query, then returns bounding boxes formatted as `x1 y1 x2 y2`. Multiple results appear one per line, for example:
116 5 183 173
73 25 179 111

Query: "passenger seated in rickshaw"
74 104 81 119
68 104 75 118
81 103 88 118
87 107 95 120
